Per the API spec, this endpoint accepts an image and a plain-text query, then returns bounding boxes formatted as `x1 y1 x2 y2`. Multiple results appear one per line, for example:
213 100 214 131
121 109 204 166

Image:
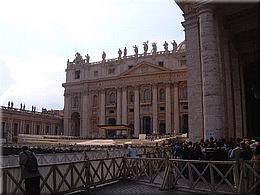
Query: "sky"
0 0 184 111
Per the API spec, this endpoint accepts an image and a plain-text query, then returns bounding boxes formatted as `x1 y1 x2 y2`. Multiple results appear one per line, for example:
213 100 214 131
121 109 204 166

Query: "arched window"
159 89 165 102
93 95 97 107
143 89 151 101
109 92 116 104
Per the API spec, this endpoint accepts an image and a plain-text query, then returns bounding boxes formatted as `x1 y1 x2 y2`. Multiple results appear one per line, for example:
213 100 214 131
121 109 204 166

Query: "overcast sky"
0 0 184 111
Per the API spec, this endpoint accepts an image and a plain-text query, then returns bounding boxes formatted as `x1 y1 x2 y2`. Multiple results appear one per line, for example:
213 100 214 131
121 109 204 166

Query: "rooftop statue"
152 43 157 53
73 52 83 63
133 45 138 56
171 40 177 51
85 54 90 63
163 41 169 52
118 48 122 59
123 47 127 57
102 51 106 61
143 41 148 54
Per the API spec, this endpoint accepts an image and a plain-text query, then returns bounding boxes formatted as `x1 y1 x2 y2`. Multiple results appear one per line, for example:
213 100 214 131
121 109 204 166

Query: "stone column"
100 90 106 125
134 86 140 137
182 12 204 142
199 5 223 139
121 87 128 125
165 84 172 134
63 93 70 136
116 88 122 124
152 84 158 134
173 82 179 135
81 91 89 137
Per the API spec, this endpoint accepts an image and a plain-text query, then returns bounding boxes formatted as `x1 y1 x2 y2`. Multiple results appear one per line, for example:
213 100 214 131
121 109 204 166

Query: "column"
116 88 122 124
100 90 106 125
152 84 158 134
63 94 70 136
165 84 172 134
134 86 140 137
121 87 128 124
173 82 179 135
81 92 89 137
199 5 224 139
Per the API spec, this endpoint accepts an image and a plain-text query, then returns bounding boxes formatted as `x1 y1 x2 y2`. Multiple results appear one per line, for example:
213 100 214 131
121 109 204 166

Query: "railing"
1 152 259 194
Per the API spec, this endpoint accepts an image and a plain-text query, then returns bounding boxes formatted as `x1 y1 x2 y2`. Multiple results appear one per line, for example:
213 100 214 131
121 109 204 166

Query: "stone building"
63 41 188 138
0 105 63 143
176 1 259 141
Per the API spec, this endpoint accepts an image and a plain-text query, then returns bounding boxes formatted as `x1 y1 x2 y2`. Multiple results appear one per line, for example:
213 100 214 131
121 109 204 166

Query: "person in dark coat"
19 146 41 195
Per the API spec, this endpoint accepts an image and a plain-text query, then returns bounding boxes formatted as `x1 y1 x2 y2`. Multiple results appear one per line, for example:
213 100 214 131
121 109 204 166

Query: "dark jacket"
19 150 40 179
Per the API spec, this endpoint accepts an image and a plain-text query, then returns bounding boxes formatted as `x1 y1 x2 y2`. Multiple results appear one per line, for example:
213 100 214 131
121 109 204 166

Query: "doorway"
143 116 151 135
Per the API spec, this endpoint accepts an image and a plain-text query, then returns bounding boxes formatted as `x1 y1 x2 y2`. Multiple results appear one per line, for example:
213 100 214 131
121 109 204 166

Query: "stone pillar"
199 5 223 139
63 94 70 136
121 87 128 125
152 84 158 134
116 88 122 124
165 84 172 134
81 92 89 137
134 86 140 137
100 90 106 125
173 82 179 135
182 13 204 142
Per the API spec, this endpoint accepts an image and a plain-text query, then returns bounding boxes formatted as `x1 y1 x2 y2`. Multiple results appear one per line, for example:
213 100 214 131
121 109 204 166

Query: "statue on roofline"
118 49 122 59
123 47 127 57
171 40 177 51
133 45 138 56
85 54 90 63
73 52 83 63
163 41 169 52
152 42 157 54
102 51 106 61
143 41 148 54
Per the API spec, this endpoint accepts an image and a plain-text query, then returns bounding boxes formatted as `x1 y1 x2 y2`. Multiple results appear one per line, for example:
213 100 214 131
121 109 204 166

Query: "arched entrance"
71 112 80 136
143 116 151 135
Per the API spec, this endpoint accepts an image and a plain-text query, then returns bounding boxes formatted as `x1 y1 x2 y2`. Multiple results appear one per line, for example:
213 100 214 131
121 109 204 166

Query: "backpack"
24 151 38 173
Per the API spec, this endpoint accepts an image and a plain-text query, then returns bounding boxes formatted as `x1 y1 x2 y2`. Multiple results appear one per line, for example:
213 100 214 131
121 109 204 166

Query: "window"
159 89 165 102
180 85 188 100
1 122 6 138
108 68 115 74
46 126 50 134
180 60 186 66
94 70 98 77
75 70 80 79
129 108 134 112
183 105 188 110
109 110 114 114
129 92 134 103
128 65 133 69
26 124 29 134
36 125 40 135
158 61 164 67
93 95 98 107
73 96 79 108
160 107 165 111
143 89 151 101
109 92 116 104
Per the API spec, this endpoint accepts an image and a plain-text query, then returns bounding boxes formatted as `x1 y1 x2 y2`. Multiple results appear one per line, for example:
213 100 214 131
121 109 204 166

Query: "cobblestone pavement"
77 180 202 195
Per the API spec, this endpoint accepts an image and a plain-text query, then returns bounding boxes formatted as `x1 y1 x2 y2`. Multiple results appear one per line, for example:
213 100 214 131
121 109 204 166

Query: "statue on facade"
143 41 148 54
8 101 10 108
23 104 25 110
20 103 22 110
118 48 122 59
171 40 177 51
163 41 169 52
152 43 157 54
133 45 138 56
85 54 90 63
67 59 70 65
11 102 13 108
123 47 127 57
102 51 106 61
73 52 83 63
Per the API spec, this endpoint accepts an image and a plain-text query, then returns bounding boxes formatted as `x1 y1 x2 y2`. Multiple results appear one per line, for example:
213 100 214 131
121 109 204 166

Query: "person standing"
19 146 41 195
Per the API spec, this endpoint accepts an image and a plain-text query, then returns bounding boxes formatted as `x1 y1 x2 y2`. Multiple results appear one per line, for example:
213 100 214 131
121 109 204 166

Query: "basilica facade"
63 41 188 138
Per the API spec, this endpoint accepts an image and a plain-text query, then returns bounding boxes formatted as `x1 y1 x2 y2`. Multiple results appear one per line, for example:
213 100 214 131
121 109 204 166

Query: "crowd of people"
169 137 260 162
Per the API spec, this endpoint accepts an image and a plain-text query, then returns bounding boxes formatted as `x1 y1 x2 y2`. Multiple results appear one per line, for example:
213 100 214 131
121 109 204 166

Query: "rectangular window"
180 60 186 66
1 122 5 138
128 65 133 69
26 124 30 134
158 61 164 67
160 107 165 111
94 70 98 77
129 108 134 112
108 68 115 74
75 70 80 79
36 125 40 135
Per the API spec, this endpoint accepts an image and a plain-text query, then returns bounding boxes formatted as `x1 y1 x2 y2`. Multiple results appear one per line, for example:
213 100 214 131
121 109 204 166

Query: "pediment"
120 61 171 77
